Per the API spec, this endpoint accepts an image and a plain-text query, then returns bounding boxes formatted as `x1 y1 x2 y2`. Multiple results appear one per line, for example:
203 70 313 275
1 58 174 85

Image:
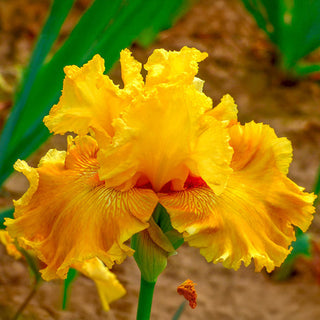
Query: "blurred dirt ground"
1 0 320 319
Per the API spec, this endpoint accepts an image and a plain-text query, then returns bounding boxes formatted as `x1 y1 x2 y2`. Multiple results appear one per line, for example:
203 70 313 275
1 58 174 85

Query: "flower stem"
11 281 38 320
136 277 156 320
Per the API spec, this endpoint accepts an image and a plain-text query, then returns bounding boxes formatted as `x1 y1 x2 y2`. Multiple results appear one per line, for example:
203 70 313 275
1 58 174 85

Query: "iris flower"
5 47 315 282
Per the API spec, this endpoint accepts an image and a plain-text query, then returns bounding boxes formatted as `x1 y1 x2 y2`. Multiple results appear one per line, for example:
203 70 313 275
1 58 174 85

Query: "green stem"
136 277 156 320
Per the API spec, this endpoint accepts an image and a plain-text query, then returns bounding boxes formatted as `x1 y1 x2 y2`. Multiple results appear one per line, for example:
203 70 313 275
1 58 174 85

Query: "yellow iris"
5 47 316 281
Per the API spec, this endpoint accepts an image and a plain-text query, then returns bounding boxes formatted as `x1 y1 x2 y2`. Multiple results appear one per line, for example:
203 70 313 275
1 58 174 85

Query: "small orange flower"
177 279 197 309
5 47 316 280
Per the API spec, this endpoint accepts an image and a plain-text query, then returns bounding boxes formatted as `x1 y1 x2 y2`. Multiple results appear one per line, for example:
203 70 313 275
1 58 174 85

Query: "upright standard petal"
145 46 208 86
6 136 158 280
160 122 315 272
98 48 233 194
44 55 127 142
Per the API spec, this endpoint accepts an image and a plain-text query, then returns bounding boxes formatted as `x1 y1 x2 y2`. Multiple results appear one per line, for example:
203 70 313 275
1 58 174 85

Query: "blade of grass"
285 0 320 67
7 0 124 147
0 0 74 176
137 0 190 47
313 163 320 206
95 0 165 67
293 63 320 77
62 268 78 310
241 0 278 43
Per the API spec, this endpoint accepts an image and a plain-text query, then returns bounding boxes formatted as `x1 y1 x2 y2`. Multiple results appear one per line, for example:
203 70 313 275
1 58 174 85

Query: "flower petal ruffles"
159 121 316 272
6 46 316 278
6 136 158 280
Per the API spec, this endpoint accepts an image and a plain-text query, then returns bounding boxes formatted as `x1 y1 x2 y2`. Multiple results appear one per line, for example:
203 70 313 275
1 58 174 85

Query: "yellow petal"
6 135 158 280
97 48 232 192
43 48 232 194
145 46 208 86
98 82 232 194
229 121 293 175
44 55 125 142
73 257 125 311
188 115 233 195
120 48 144 92
160 122 315 272
0 230 22 259
207 94 238 125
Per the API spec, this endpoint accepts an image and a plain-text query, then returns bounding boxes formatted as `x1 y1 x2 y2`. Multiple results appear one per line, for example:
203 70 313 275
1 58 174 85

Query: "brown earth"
1 0 320 319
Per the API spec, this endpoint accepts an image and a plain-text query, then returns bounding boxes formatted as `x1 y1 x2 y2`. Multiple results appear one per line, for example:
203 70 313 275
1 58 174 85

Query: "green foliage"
62 268 78 310
172 301 187 320
314 163 320 206
0 207 14 229
241 0 320 76
271 228 311 281
0 0 191 187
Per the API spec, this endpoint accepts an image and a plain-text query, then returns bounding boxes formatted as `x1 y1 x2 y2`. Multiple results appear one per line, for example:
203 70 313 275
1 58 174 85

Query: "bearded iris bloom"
5 47 315 287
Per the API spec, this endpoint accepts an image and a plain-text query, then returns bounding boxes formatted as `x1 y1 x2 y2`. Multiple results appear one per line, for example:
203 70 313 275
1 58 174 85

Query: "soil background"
1 0 320 319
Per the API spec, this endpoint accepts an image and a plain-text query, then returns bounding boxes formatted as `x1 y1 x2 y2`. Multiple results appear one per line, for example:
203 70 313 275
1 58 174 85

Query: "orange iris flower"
5 47 316 281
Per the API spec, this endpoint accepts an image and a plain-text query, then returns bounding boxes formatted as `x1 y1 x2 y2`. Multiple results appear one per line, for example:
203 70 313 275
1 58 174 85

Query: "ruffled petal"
43 55 126 142
145 46 208 86
120 48 144 92
160 122 315 272
188 116 233 195
98 82 232 193
73 257 126 311
6 136 158 280
207 94 238 125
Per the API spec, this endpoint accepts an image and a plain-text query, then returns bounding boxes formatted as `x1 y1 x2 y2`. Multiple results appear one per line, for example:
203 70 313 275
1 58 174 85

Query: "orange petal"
6 135 158 280
160 122 315 272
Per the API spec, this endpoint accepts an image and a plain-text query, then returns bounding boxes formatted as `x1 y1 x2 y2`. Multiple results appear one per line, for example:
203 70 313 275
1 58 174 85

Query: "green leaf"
293 63 320 77
0 207 14 229
137 0 190 47
62 268 78 310
241 0 320 71
0 0 75 184
271 228 311 281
